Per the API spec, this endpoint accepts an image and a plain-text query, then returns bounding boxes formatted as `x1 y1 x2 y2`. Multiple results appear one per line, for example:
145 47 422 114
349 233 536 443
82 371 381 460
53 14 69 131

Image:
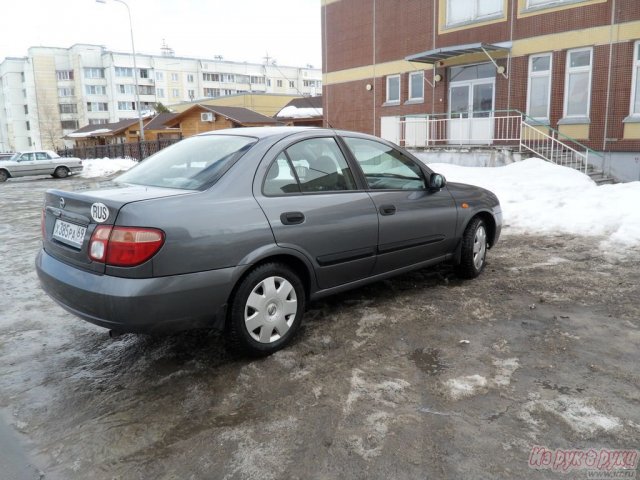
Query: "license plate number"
53 219 87 248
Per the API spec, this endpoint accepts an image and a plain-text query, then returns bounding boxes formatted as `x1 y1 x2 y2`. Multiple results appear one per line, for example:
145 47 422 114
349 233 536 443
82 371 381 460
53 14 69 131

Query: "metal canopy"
405 42 511 64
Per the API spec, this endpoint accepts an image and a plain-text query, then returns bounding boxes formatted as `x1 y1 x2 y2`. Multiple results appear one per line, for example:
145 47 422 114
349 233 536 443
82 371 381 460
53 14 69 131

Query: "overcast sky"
0 0 322 68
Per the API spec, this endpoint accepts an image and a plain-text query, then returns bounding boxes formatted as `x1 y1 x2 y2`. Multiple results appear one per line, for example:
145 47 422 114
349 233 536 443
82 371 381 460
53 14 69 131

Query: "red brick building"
321 0 640 179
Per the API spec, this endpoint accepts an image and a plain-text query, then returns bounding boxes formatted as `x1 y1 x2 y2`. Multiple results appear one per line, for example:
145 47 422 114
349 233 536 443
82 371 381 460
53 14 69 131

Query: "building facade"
321 0 640 179
0 44 322 151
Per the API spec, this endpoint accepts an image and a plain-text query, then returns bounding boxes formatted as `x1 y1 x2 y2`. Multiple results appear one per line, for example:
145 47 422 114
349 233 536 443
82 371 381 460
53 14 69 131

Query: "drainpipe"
372 0 377 136
602 0 616 174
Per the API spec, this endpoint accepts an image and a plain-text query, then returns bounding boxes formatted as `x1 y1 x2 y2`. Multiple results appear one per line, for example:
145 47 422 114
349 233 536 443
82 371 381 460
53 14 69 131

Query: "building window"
631 41 640 116
61 120 79 130
115 67 133 77
563 48 592 118
118 84 136 94
23 105 28 114
250 76 265 84
267 79 272 87
236 75 250 84
118 101 136 111
56 70 74 81
187 74 194 83
87 102 108 112
85 85 107 95
277 79 283 88
171 73 179 81
446 0 503 26
172 88 180 97
187 89 195 99
138 85 155 95
21 73 25 83
223 89 235 96
204 88 220 97
526 0 583 8
289 80 295 88
26 121 30 131
408 71 424 101
527 53 552 121
203 73 220 82
59 104 78 114
222 74 235 83
89 119 108 125
155 71 164 81
386 75 400 104
139 69 149 79
84 68 104 79
157 88 165 97
58 87 75 97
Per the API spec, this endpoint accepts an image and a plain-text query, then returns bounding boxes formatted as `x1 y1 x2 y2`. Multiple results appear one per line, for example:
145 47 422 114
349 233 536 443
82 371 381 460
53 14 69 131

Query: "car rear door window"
264 152 301 195
343 137 426 190
286 138 357 193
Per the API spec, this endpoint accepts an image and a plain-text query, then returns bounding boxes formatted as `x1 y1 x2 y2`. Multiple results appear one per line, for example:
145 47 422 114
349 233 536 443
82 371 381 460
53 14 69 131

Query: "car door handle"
280 211 305 225
379 204 396 216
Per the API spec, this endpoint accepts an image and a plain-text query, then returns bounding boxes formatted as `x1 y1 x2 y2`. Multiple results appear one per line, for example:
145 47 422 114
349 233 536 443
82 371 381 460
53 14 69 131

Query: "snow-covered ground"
76 157 640 253
79 157 137 178
426 158 640 253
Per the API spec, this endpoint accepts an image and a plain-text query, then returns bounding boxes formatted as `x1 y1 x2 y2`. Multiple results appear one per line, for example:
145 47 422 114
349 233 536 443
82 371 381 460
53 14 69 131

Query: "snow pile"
79 158 137 178
426 158 640 251
276 106 323 118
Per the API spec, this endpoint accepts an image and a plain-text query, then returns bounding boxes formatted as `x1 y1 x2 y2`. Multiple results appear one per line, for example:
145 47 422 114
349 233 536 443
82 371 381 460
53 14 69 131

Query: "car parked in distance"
0 150 82 182
36 127 502 355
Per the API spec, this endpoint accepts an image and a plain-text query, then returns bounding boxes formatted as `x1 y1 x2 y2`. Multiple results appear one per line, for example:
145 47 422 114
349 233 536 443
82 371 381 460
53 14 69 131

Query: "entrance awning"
405 42 511 64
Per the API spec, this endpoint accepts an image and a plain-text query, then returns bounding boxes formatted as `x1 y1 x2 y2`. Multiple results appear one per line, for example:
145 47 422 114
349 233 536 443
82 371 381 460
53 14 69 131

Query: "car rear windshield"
116 135 257 190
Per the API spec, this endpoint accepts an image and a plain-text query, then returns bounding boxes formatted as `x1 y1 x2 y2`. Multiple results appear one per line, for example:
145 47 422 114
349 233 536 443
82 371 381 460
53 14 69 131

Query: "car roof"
195 126 387 143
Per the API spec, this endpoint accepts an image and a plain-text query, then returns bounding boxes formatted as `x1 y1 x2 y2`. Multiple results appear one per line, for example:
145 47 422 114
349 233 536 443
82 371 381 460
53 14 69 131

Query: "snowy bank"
426 158 640 252
79 158 137 178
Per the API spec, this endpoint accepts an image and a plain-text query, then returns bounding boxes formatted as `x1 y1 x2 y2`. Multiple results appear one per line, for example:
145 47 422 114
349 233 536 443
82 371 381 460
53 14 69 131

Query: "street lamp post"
96 0 145 141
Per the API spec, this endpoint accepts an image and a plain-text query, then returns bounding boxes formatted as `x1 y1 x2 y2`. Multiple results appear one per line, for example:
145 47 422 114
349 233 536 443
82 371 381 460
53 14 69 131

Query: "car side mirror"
428 173 446 190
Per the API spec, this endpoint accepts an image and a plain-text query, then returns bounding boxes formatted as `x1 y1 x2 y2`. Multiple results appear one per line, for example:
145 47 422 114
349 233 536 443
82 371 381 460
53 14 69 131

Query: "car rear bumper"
36 249 236 333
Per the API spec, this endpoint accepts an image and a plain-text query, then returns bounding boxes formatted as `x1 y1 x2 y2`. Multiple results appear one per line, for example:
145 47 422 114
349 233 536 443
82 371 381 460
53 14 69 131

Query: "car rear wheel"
54 166 70 178
455 217 487 279
0 170 8 182
227 262 305 356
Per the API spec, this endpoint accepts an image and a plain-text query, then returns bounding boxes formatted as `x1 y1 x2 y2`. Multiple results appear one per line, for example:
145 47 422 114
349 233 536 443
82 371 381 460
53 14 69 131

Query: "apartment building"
321 0 640 180
0 44 322 151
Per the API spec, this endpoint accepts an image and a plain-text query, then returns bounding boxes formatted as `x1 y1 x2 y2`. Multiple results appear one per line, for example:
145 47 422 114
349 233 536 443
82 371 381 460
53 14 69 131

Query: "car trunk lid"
42 184 191 274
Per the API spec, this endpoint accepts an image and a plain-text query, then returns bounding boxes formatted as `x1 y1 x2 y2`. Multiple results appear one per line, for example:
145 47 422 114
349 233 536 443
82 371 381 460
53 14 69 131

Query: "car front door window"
343 137 425 190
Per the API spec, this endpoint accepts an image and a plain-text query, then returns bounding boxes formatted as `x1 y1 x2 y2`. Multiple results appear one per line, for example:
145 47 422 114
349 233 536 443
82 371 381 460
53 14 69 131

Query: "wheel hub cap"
244 276 298 344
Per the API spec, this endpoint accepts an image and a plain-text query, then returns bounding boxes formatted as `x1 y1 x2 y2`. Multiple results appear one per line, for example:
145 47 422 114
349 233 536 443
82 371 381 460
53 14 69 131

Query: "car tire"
455 217 488 279
54 166 70 179
0 170 8 182
227 262 305 356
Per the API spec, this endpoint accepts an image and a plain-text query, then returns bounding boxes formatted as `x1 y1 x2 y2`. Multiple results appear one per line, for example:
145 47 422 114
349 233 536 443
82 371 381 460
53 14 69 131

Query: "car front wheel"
228 262 305 356
54 166 70 178
455 217 488 279
0 170 8 182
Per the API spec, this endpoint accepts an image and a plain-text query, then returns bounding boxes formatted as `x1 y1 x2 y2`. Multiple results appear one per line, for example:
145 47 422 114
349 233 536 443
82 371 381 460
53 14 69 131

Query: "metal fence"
57 137 181 161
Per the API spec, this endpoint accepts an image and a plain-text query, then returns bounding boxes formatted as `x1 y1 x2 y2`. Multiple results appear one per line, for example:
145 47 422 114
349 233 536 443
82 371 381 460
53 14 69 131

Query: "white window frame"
386 74 401 104
446 0 503 27
171 73 179 82
630 41 640 117
526 52 553 121
408 71 424 102
526 0 584 8
563 47 592 119
172 88 180 97
155 71 164 81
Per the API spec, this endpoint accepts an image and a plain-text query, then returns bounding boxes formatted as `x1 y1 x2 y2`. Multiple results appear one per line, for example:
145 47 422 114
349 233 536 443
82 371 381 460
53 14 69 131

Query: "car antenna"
269 62 334 129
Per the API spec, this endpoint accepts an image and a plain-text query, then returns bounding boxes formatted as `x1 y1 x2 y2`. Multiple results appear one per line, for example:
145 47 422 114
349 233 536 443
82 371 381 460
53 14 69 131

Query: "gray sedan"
36 127 501 355
0 150 82 182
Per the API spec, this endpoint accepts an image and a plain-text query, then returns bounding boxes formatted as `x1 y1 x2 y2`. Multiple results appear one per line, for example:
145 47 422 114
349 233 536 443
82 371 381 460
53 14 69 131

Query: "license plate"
53 219 87 248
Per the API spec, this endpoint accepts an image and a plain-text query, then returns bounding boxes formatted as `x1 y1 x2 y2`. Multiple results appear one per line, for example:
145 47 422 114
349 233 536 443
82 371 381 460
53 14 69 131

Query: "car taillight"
89 225 165 267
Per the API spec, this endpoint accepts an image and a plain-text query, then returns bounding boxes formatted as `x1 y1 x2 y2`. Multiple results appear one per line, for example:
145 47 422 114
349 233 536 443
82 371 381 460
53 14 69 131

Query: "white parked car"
0 151 83 182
